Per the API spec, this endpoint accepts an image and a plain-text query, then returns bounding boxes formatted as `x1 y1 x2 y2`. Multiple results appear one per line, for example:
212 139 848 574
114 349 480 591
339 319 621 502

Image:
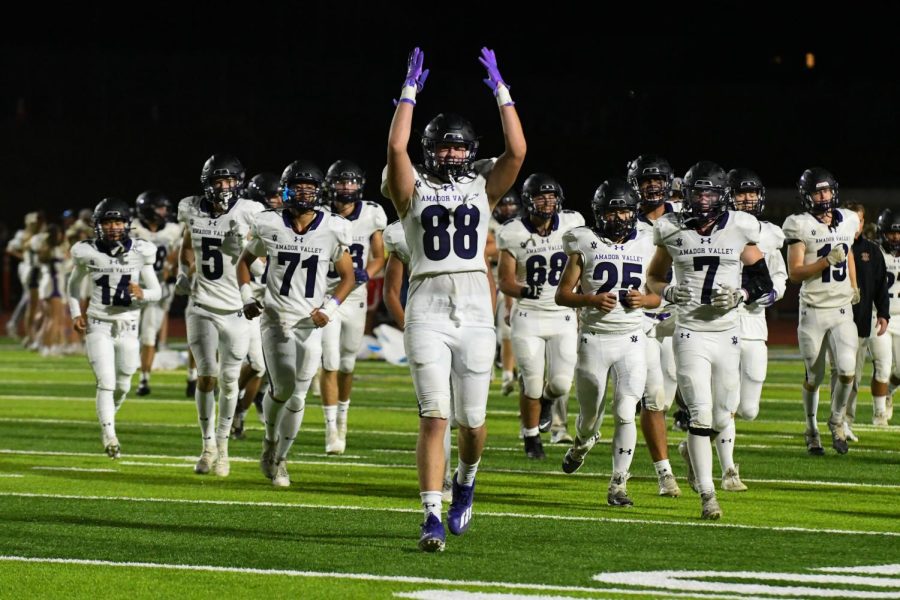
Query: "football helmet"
324 159 366 208
92 197 132 243
421 113 479 180
492 188 522 224
626 154 674 208
592 179 639 241
682 161 728 225
201 154 245 215
135 190 172 227
797 167 839 214
246 173 282 208
877 209 900 254
725 168 766 217
280 160 324 212
521 173 563 220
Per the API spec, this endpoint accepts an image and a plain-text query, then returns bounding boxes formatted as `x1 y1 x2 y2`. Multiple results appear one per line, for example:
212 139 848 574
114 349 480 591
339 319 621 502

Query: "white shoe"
872 411 889 427
272 459 290 487
104 438 121 460
325 426 345 455
501 376 516 396
260 438 277 479
843 421 859 441
607 472 633 507
700 492 722 520
658 472 681 497
194 448 216 474
550 429 573 444
721 465 748 492
213 447 230 477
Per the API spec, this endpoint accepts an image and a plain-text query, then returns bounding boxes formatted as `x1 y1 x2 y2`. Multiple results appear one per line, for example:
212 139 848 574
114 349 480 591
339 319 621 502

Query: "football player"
131 190 183 396
877 209 900 424
238 159 355 487
67 198 161 457
724 169 787 490
557 179 660 506
319 159 387 454
647 161 772 520
176 154 263 476
498 173 582 458
489 189 521 395
782 168 859 455
383 47 525 552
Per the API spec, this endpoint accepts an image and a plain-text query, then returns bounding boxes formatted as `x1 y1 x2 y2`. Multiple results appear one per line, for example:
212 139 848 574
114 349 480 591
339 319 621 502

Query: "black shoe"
186 379 197 398
524 434 545 459
538 397 553 433
136 380 151 397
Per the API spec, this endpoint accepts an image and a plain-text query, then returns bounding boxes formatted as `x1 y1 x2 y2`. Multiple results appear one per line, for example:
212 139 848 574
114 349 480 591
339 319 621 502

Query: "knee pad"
873 360 891 383
115 374 132 396
690 408 713 431
736 403 759 421
546 374 573 399
338 355 358 374
712 409 733 432
454 404 486 429
614 397 638 425
285 393 306 413
521 374 544 399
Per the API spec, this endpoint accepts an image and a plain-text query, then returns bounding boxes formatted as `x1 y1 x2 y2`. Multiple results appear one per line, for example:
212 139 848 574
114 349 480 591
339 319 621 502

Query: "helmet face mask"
324 159 366 210
627 155 673 208
280 160 325 214
421 113 479 180
682 161 728 226
201 154 245 215
247 173 283 209
135 190 172 228
92 197 133 246
798 167 839 214
592 179 639 241
725 169 766 217
492 190 521 224
521 173 564 221
877 209 900 254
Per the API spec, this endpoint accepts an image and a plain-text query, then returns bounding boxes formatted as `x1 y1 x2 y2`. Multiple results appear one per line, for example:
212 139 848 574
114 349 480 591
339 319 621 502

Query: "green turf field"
0 339 898 599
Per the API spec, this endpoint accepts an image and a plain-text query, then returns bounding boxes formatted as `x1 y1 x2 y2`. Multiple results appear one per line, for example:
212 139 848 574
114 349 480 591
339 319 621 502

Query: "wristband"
319 296 342 319
68 297 83 320
240 283 255 305
495 84 514 107
399 85 417 105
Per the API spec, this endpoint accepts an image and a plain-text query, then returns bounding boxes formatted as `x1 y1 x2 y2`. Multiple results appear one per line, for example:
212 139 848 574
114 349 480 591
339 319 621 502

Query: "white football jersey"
782 208 859 308
383 159 495 280
488 216 504 280
882 247 900 334
245 209 351 325
739 221 787 317
383 220 410 264
131 220 183 276
70 238 157 320
325 200 388 300
636 201 681 233
654 210 760 332
178 196 263 311
498 210 585 312
563 225 656 333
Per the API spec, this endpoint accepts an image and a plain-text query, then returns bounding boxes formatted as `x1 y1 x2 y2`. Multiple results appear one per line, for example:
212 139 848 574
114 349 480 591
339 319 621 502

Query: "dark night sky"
3 5 899 226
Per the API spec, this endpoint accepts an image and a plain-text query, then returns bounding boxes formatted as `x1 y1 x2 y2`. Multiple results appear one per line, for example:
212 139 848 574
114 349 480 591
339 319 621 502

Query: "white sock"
337 400 350 428
687 433 714 495
831 379 853 424
263 391 285 442
216 436 228 456
276 405 305 461
611 422 637 474
96 389 117 442
715 420 736 475
802 387 819 430
323 404 337 428
874 395 887 413
523 426 540 437
502 370 513 381
420 491 442 519
195 389 216 448
140 370 150 383
188 368 198 381
653 459 673 477
216 389 237 440
456 459 479 486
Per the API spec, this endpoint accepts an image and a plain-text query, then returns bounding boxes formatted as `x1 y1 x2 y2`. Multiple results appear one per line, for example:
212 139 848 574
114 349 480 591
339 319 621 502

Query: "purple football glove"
354 267 369 284
755 289 777 307
403 47 429 92
478 47 508 95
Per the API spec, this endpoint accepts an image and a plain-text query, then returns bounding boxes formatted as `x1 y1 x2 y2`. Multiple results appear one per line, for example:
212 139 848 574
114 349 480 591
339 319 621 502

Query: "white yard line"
1 492 897 538
31 466 116 473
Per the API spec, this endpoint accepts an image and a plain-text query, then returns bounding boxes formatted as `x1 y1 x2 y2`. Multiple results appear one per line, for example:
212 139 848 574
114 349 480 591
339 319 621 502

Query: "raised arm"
386 48 429 218
478 48 526 207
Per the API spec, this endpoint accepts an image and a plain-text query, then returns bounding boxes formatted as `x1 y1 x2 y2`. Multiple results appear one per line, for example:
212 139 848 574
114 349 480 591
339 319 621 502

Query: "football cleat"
501 376 517 396
213 448 230 477
700 492 722 520
658 472 681 497
843 421 859 441
194 448 216 475
561 433 599 474
260 438 277 479
272 459 290 487
538 397 553 433
872 411 889 427
325 425 345 455
104 442 121 460
827 419 849 455
136 380 151 397
523 434 545 459
721 465 748 492
418 513 446 552
607 472 633 507
805 428 825 456
447 474 475 536
678 440 699 493
550 429 573 444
